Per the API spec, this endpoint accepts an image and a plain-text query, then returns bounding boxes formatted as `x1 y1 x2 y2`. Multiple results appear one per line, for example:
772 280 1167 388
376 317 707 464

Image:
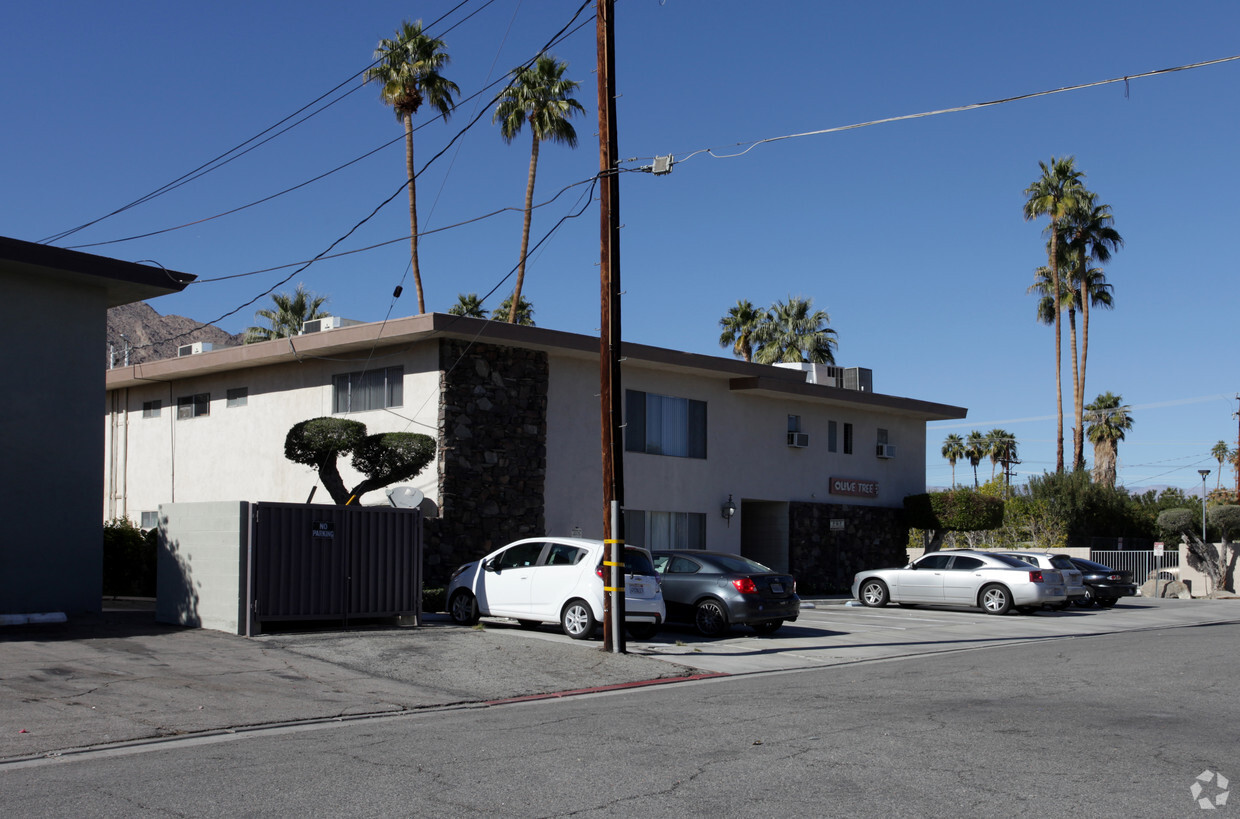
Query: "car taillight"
1029 570 1045 583
1107 574 1121 581
733 577 758 594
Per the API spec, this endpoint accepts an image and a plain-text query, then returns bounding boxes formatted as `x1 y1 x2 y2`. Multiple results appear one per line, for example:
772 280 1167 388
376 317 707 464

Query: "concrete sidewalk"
0 605 701 763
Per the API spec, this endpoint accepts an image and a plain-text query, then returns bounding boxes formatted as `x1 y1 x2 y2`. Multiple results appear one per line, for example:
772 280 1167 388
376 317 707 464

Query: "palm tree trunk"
1051 236 1065 473
509 132 541 323
1077 270 1091 474
404 114 426 314
1067 301 1081 470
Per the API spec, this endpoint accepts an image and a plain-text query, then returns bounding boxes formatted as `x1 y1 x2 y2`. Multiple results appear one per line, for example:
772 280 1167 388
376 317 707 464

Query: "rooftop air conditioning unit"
301 316 362 334
844 367 873 392
177 342 214 357
876 444 896 459
787 432 810 448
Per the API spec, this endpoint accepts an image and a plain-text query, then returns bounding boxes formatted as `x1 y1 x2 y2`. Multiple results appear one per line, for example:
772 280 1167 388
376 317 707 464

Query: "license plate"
771 583 784 594
628 582 644 596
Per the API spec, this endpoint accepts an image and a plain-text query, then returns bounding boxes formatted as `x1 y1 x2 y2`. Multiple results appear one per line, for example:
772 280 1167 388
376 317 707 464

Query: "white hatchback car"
992 551 1088 608
446 537 665 640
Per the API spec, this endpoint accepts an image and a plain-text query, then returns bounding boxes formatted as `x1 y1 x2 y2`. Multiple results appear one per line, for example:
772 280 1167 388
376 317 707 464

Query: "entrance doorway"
740 500 789 572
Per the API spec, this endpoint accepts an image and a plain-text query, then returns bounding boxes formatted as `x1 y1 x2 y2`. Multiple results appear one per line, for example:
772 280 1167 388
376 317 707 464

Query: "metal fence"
1090 549 1179 584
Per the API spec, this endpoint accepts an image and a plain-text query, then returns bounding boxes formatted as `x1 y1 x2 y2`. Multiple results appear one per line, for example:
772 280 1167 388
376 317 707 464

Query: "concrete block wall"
156 501 249 634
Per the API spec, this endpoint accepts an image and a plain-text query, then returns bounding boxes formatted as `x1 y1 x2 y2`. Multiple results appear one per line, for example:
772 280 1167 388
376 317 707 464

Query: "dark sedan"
1069 557 1139 607
651 550 800 636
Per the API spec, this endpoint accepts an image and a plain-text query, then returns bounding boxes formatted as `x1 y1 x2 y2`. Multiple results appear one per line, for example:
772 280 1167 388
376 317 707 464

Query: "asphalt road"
5 599 1236 817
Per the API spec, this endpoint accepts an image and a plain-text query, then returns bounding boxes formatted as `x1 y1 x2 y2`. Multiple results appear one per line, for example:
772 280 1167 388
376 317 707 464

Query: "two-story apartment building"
104 313 966 592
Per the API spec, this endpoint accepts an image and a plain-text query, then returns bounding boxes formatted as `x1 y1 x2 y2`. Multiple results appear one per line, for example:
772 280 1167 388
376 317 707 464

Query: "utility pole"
1233 394 1239 504
597 0 625 654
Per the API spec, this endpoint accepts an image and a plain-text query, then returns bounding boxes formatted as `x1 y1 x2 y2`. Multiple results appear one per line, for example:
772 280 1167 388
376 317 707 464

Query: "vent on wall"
787 432 810 448
177 342 214 357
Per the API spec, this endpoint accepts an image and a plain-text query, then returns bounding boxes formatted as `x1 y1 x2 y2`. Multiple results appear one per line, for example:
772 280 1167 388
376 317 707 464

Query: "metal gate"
249 502 422 633
1090 550 1179 585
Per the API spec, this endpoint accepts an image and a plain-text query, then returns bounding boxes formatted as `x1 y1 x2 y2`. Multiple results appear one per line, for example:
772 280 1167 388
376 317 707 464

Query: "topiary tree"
903 489 1005 553
284 417 435 505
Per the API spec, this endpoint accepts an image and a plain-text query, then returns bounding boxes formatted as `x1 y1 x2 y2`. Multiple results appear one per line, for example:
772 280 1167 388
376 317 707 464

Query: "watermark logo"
1191 770 1230 810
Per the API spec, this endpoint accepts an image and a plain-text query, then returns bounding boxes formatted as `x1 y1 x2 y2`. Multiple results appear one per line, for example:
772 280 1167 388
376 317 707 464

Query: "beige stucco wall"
105 342 440 521
543 352 930 549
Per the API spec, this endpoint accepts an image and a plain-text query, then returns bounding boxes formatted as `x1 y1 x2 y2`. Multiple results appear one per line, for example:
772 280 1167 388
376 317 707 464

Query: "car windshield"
711 554 773 574
990 554 1037 568
624 548 656 576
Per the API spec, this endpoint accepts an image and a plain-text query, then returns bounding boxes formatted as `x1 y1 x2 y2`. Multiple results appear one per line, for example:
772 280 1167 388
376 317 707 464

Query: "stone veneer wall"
423 340 548 586
789 501 907 594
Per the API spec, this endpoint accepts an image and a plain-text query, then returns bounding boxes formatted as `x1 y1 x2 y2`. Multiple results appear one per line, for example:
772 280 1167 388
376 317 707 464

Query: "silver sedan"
852 550 1067 615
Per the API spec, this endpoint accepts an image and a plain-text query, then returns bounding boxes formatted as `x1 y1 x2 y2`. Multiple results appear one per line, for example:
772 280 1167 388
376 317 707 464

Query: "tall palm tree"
718 299 763 362
1211 441 1233 489
1063 192 1122 470
941 433 966 487
492 293 535 326
1024 157 1085 473
365 20 459 315
493 55 584 323
243 285 329 342
752 297 838 365
448 293 486 318
1029 253 1114 468
1085 391 1133 489
964 430 989 488
986 428 1018 485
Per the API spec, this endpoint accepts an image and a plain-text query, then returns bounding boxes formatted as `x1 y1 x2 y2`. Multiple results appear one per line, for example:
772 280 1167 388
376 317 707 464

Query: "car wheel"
516 620 540 629
626 623 659 640
1097 597 1118 608
979 584 1012 615
448 591 480 626
694 599 730 636
1074 587 1096 608
859 579 889 608
560 599 597 639
751 620 783 635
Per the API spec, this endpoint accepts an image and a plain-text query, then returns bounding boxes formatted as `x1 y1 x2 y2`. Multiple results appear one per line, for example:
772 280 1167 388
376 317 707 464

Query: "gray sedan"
852 550 1068 615
652 550 800 636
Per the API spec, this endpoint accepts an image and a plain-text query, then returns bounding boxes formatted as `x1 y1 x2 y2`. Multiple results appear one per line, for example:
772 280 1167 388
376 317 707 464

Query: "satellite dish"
386 486 425 509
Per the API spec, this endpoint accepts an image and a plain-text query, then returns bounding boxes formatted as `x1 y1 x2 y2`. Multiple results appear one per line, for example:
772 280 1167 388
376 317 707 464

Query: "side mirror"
483 559 498 573
905 563 916 570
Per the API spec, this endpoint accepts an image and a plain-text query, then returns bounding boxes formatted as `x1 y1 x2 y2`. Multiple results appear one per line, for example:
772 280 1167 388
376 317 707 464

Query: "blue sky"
5 1 1238 493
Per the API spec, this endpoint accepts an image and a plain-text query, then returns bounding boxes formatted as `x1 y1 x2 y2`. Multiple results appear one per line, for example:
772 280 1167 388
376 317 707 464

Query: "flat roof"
1 235 194 306
105 312 968 421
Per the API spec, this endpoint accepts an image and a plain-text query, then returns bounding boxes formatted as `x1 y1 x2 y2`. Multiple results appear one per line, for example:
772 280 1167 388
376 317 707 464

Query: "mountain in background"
106 302 242 366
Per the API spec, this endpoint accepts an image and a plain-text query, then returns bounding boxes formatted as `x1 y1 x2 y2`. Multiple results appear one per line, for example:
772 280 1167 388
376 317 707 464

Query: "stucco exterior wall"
4 271 106 614
156 501 249 633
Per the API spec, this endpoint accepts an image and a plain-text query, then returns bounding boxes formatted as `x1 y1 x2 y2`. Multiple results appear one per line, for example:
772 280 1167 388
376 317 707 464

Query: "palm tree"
1024 157 1085 473
243 285 329 342
964 430 989 488
1211 441 1233 489
752 297 838 365
986 429 1018 485
493 55 584 323
941 434 965 487
1063 192 1122 470
1085 391 1133 489
365 20 459 315
718 299 763 362
492 293 535 326
448 293 486 318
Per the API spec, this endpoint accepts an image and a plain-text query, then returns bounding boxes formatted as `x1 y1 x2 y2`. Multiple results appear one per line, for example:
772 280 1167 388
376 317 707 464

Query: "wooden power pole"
597 0 625 653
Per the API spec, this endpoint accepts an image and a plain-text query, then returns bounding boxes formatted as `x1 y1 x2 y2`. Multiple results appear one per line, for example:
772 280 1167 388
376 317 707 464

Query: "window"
877 428 888 445
177 393 210 419
844 422 853 455
949 556 984 571
545 543 587 566
915 553 952 570
333 367 403 413
492 541 545 570
140 511 159 530
787 415 801 433
828 420 838 453
142 400 161 418
623 510 707 550
624 390 707 458
227 387 248 408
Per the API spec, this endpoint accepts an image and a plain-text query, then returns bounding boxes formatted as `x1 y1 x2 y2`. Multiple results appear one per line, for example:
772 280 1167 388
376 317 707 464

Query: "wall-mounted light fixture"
721 494 736 527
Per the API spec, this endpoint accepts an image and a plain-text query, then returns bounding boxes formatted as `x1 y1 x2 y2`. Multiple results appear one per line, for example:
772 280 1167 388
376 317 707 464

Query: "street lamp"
1198 469 1211 542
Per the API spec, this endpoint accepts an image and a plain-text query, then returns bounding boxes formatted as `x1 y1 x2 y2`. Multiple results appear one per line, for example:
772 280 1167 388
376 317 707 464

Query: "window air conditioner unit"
301 316 362 334
787 432 810 448
876 444 896 459
177 342 214 357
